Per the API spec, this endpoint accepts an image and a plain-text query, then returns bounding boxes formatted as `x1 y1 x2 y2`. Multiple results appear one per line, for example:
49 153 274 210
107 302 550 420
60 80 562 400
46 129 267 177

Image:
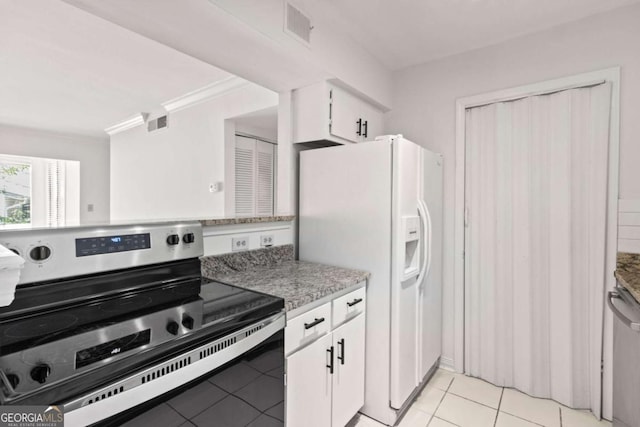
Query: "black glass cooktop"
0 260 282 354
0 260 284 406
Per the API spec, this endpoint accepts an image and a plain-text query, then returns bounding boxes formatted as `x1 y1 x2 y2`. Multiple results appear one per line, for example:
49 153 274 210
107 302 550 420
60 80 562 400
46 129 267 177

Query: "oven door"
64 313 285 427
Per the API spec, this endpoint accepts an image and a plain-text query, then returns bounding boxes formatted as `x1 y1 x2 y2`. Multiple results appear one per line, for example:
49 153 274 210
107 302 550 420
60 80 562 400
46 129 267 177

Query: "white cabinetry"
286 333 333 427
292 82 383 145
285 286 366 427
331 314 366 427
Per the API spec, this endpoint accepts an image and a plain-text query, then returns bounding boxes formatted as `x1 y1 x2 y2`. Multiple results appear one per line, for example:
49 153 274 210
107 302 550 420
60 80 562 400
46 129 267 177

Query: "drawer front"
285 302 332 355
332 285 366 328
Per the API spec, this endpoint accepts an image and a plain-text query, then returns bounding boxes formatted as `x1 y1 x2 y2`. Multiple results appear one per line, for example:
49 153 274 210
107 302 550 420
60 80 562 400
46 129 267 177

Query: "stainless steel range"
0 221 285 426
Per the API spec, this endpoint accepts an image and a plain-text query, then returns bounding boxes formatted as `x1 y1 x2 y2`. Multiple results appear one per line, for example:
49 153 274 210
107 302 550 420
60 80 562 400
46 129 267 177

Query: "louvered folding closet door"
234 135 275 217
235 135 256 217
255 140 274 216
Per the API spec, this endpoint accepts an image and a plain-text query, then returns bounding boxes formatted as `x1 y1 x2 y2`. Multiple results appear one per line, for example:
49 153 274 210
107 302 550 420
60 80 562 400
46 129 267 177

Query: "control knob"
166 321 180 336
183 233 195 244
166 234 180 246
30 364 51 384
29 246 51 261
182 315 195 330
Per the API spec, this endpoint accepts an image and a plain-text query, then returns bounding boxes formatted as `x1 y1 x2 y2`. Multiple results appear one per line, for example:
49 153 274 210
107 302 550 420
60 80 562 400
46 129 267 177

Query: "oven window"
98 329 284 427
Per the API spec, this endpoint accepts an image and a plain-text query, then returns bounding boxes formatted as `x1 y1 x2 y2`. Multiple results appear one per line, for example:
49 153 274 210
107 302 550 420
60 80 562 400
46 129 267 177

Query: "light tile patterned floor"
350 369 611 427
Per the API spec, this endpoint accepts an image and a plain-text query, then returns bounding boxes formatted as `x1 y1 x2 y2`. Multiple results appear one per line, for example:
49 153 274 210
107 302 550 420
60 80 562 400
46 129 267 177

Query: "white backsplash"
619 199 640 254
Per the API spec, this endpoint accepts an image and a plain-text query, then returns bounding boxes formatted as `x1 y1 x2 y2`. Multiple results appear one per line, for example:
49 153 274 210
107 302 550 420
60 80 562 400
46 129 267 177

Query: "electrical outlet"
209 182 223 193
260 235 274 247
232 236 249 251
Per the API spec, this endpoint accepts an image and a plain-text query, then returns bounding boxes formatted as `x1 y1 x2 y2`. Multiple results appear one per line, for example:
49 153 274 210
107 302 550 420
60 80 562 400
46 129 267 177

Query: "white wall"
385 3 640 373
110 83 278 221
0 124 110 223
63 0 393 109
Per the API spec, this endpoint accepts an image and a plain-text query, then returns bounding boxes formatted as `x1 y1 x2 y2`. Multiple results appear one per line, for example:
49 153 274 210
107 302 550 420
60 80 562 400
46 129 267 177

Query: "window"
0 155 80 228
234 135 275 217
0 161 31 226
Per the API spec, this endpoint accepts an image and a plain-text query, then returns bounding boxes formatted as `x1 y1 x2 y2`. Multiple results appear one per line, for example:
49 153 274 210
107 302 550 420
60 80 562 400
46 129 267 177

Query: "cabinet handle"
347 298 363 307
356 118 362 136
327 346 334 374
304 317 325 329
337 338 345 365
363 120 368 138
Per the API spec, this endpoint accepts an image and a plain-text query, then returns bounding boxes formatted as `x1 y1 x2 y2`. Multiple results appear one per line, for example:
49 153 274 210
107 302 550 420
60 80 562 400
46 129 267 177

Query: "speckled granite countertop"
200 215 295 226
616 252 640 304
204 260 369 313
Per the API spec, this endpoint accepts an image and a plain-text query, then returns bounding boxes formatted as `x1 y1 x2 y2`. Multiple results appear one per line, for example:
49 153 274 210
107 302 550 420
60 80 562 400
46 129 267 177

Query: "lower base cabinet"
331 314 365 427
285 288 366 427
286 333 333 427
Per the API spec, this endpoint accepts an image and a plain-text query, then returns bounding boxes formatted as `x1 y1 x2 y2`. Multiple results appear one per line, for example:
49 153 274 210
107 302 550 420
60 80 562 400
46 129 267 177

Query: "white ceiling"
325 0 640 70
0 1 233 137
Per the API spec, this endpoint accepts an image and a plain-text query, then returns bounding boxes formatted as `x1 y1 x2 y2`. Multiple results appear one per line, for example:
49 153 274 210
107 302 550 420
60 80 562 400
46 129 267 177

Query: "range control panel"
75 233 151 257
0 221 203 284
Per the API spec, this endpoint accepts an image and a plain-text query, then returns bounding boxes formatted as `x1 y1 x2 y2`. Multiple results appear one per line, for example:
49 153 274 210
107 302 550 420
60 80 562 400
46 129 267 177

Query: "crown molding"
104 76 250 136
104 113 148 136
162 76 250 113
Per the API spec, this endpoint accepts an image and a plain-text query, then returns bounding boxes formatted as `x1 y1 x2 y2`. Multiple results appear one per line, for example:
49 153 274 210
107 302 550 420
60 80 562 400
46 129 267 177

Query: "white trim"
104 113 148 136
453 67 621 379
438 356 455 371
202 223 291 237
104 77 250 135
161 76 249 113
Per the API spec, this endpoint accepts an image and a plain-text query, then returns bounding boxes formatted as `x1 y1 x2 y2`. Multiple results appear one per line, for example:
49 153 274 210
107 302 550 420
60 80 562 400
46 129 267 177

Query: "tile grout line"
446 391 501 411
499 409 547 427
428 380 451 426
559 407 563 427
433 416 462 427
493 388 504 427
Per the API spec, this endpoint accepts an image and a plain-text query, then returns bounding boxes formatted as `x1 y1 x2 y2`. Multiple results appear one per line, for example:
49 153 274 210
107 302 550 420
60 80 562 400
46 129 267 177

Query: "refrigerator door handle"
422 200 433 280
416 200 429 286
416 200 432 287
608 291 640 332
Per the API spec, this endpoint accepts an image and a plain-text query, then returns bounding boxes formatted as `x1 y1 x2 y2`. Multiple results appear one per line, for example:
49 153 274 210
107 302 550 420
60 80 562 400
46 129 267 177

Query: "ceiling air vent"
284 2 311 46
147 115 168 132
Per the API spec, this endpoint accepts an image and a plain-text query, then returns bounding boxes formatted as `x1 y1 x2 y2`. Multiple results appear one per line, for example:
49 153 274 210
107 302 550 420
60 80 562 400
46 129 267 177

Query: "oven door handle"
0 369 20 402
608 291 640 332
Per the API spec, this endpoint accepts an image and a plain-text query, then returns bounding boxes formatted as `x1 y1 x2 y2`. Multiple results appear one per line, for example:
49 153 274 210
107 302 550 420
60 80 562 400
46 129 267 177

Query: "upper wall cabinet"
292 81 383 144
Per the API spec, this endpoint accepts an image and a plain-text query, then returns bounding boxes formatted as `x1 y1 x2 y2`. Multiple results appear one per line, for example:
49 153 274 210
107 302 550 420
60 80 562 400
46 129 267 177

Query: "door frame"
453 67 620 416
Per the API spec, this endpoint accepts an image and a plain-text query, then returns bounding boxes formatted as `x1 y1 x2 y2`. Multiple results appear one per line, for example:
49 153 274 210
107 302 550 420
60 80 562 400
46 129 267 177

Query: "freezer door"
390 137 423 409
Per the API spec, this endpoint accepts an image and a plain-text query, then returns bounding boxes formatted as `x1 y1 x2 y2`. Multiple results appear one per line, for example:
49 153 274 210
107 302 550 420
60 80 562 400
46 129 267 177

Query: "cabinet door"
331 314 366 427
330 87 362 143
286 333 333 427
361 102 383 142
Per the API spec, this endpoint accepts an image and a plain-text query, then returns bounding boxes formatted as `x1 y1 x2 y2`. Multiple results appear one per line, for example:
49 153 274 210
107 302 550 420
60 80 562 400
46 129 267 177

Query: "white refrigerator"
299 135 443 425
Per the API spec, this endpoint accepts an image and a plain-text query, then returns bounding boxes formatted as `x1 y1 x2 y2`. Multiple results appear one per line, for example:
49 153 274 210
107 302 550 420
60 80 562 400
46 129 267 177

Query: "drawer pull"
347 298 363 307
304 317 325 329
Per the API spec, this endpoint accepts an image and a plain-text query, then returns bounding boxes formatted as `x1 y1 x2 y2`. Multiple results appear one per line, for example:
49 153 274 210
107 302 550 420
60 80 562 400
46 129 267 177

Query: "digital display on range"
75 233 151 257
75 330 151 369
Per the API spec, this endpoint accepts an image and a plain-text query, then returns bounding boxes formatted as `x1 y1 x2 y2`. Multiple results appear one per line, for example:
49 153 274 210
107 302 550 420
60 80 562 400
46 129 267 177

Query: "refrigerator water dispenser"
402 216 420 280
